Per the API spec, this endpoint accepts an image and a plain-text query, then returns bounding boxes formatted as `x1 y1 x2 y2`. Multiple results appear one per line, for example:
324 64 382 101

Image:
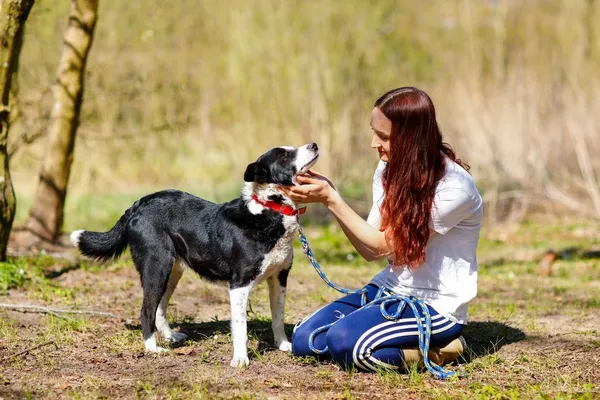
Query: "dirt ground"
1 223 599 399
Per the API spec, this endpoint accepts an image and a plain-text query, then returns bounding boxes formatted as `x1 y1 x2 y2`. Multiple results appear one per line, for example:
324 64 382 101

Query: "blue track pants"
291 284 465 371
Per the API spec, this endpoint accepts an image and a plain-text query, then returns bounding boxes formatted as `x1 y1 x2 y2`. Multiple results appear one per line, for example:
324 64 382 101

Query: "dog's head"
244 143 319 186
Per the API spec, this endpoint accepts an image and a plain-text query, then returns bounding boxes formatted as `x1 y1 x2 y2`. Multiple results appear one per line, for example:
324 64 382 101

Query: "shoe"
401 336 466 368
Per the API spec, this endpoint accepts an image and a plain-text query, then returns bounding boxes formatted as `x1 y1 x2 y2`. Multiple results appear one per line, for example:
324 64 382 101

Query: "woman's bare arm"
282 171 391 261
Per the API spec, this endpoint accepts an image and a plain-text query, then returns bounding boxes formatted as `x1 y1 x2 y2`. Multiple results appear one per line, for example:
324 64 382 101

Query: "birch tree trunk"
23 0 98 244
0 0 34 261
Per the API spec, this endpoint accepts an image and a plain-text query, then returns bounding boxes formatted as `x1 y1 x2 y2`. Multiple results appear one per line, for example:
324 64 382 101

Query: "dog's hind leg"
136 251 176 353
229 283 254 367
268 268 292 352
155 259 187 344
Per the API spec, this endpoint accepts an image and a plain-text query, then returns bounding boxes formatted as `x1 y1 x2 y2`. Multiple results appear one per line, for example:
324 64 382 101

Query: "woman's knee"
325 321 357 368
291 314 331 357
291 321 314 357
291 288 376 359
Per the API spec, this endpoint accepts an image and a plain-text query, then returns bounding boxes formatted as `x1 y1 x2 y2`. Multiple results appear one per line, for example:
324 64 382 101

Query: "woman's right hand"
281 169 340 206
284 169 391 261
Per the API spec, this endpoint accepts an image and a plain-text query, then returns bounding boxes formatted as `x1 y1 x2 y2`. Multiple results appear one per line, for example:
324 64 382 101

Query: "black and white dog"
70 143 319 367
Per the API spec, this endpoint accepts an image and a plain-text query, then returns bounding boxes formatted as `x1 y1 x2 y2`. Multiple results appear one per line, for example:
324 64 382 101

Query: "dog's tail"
70 209 131 262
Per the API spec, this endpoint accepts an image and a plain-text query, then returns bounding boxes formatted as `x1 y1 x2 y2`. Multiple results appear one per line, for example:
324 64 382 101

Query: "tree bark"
0 0 35 261
24 0 98 243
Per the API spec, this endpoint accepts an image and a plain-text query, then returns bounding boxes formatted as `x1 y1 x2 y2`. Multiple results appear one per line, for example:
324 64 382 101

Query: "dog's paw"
230 355 250 368
146 346 169 353
145 336 169 353
277 340 292 352
166 331 188 343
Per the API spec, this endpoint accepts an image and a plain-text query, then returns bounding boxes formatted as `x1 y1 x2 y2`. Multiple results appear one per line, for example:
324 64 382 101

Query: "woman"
285 87 483 372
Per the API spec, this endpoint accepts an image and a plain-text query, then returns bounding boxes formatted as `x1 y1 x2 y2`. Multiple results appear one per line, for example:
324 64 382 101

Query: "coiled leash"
297 221 457 380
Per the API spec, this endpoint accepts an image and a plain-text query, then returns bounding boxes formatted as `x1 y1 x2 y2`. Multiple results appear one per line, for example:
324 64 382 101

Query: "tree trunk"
24 0 98 244
0 0 34 261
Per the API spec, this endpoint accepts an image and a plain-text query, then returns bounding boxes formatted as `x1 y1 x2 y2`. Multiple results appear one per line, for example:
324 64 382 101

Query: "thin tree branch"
0 303 117 318
1 340 57 361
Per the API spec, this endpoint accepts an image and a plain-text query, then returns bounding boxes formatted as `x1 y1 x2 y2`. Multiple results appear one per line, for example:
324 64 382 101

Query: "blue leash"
297 223 457 380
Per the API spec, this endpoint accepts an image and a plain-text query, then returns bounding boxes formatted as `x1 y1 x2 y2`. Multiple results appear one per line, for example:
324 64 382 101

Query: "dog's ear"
244 162 270 183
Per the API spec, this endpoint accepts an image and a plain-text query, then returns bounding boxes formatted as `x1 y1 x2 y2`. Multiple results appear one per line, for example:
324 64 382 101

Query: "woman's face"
370 107 392 162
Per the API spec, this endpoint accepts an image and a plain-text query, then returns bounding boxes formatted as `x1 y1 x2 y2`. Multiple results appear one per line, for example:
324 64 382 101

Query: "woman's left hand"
280 170 340 206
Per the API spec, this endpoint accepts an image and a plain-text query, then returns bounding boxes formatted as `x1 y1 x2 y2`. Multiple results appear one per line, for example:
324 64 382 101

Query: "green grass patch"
1 256 78 304
293 224 365 267
0 261 27 293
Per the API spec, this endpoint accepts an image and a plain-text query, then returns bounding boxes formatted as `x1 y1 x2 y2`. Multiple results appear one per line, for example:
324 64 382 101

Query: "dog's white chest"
255 221 296 283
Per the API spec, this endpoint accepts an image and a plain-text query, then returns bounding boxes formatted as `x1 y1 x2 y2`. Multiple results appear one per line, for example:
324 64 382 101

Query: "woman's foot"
401 336 467 368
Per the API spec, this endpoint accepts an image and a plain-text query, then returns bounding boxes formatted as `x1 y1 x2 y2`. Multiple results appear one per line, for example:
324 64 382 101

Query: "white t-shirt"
368 158 483 324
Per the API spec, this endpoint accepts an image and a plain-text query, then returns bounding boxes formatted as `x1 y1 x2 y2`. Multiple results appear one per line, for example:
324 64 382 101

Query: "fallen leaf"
173 347 194 355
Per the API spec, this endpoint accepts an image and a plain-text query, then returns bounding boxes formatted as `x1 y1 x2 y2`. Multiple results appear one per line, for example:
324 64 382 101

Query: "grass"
0 262 27 294
0 214 599 399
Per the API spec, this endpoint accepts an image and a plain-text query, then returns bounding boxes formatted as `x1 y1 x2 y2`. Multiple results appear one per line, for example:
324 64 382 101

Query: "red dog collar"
251 194 306 216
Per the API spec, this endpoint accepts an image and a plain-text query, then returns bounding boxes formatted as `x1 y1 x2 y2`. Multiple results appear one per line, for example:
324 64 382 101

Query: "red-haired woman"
285 87 483 371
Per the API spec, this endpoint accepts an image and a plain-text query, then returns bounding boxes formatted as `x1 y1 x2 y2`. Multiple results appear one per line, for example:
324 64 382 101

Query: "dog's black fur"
72 144 318 364
79 190 287 330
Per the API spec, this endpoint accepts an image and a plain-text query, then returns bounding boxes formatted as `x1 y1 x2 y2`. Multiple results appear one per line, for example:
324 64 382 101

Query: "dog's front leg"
229 284 252 367
268 270 292 352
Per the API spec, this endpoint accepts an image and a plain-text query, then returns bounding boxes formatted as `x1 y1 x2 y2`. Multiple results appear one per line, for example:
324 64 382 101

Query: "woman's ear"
244 162 270 183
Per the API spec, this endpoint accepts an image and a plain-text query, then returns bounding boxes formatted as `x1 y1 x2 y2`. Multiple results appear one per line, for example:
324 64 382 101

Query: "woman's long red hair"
375 87 469 268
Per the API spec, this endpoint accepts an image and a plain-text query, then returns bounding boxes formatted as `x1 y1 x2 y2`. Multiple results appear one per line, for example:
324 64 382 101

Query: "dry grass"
9 0 600 225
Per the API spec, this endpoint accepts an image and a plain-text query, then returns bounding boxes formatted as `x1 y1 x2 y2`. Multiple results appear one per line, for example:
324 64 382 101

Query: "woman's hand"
281 170 340 206
283 169 391 261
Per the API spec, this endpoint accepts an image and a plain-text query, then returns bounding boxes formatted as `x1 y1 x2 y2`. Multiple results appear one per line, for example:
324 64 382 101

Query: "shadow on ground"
43 263 80 279
125 319 297 356
461 321 526 362
125 318 525 364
